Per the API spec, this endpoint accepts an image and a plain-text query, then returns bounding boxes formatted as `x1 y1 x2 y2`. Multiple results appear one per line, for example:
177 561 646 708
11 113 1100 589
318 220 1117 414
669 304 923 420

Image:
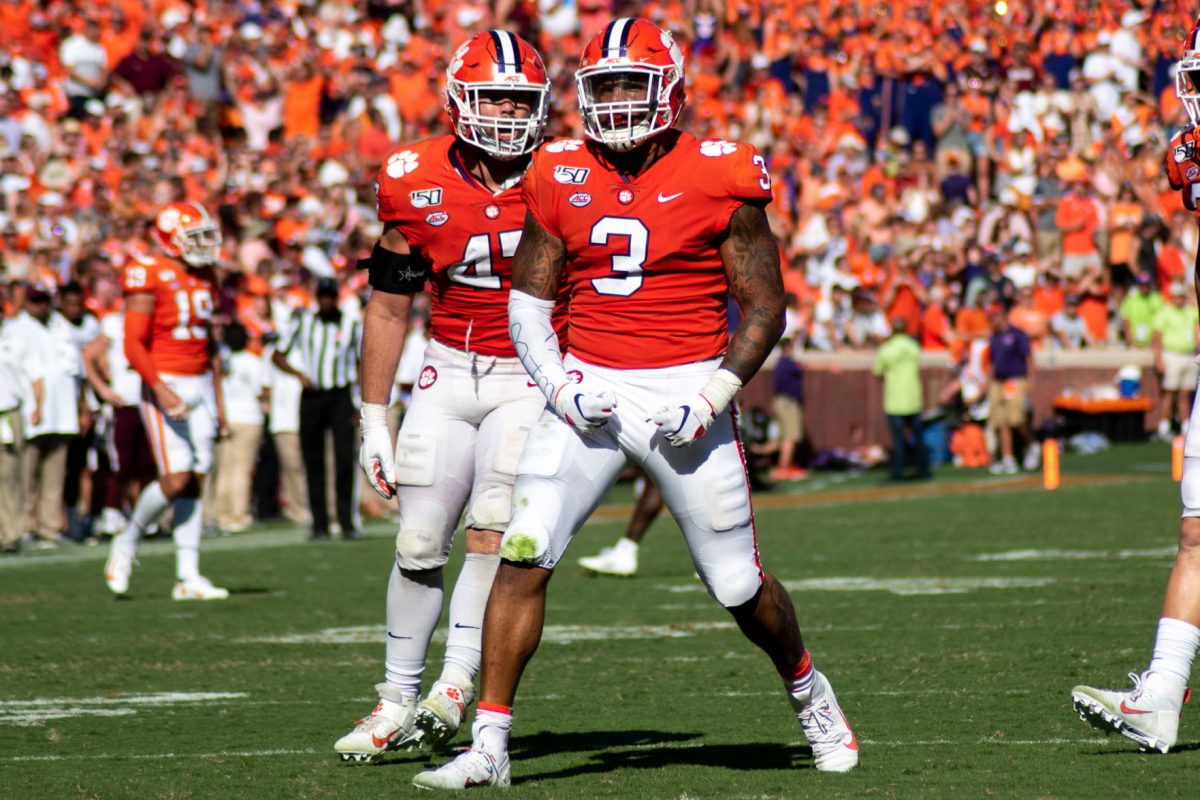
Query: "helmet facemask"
577 64 682 151
1177 54 1200 126
175 223 221 267
446 81 550 160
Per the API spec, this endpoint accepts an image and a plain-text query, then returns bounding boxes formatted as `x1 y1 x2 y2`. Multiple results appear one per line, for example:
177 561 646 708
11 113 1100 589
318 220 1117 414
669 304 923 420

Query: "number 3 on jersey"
591 216 648 297
451 229 522 289
172 289 213 340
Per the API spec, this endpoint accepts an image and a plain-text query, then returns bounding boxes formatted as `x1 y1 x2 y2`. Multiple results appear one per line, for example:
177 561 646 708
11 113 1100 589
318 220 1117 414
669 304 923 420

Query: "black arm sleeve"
357 243 429 294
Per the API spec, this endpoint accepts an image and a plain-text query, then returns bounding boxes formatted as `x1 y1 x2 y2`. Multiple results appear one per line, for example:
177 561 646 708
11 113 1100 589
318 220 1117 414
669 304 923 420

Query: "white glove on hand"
359 403 397 500
651 368 743 448
553 382 617 433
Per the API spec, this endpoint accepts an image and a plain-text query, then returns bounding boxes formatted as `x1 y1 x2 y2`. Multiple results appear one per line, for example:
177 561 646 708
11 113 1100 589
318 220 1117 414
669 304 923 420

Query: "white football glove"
553 382 617 434
359 403 397 500
651 368 743 448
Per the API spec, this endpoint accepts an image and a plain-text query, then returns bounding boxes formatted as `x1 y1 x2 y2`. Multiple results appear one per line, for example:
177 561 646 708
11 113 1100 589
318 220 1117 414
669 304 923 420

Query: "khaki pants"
22 433 69 540
274 431 309 525
214 422 263 530
0 413 25 548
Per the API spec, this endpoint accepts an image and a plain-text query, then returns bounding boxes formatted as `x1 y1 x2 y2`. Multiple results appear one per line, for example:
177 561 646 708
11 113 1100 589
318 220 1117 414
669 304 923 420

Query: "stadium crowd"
0 0 1197 549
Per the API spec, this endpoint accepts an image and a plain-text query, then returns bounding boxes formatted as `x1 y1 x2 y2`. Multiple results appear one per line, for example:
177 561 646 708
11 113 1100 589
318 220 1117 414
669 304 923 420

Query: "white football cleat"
171 575 229 601
104 543 134 596
411 748 510 790
335 685 419 762
792 670 859 772
578 543 637 577
414 681 474 748
1071 672 1190 753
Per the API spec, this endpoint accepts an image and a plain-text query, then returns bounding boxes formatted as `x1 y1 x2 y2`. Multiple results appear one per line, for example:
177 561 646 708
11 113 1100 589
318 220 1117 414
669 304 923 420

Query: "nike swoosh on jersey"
657 192 683 203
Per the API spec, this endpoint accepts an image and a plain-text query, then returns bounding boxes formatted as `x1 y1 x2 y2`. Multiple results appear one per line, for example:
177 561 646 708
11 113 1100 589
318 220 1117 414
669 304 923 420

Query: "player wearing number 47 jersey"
415 18 858 791
335 30 558 762
104 201 229 601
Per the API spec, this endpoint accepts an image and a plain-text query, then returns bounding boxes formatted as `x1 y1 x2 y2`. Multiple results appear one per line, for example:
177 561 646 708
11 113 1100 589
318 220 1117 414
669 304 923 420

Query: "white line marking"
0 692 248 727
973 546 1176 562
240 621 740 646
658 577 1055 596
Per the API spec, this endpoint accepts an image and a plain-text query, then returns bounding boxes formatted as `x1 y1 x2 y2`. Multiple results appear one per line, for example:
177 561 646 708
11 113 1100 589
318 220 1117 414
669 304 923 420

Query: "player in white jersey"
334 30 555 761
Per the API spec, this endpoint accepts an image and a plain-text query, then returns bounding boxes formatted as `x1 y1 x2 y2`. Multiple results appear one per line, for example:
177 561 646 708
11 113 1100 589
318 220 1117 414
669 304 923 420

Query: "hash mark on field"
240 621 740 645
0 692 249 727
2 748 322 763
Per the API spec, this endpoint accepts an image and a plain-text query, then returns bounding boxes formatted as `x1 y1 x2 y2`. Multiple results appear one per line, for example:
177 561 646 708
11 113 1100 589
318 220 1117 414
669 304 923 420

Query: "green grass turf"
1 442 1196 798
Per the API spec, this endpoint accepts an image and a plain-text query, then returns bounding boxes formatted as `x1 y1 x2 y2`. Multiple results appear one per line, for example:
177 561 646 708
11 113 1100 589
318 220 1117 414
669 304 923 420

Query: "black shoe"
0 542 19 555
341 529 360 540
309 530 331 541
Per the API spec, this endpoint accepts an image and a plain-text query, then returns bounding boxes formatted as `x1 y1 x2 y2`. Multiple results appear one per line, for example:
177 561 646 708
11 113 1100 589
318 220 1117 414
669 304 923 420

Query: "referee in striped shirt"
272 278 361 540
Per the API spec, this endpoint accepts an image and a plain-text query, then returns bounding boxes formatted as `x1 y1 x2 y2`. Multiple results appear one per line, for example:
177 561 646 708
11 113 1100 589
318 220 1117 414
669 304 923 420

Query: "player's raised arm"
718 202 786 383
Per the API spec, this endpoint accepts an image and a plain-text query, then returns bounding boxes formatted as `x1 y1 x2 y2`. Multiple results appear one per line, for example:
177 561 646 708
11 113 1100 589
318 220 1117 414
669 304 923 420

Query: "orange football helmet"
154 201 221 267
445 30 551 159
1177 18 1200 125
576 18 686 151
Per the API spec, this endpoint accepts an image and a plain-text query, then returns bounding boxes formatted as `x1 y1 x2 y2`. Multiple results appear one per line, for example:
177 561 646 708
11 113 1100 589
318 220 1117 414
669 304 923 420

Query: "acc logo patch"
568 192 592 207
409 188 442 208
544 139 583 153
158 270 176 282
385 150 419 178
1187 165 1199 182
418 366 438 389
1175 142 1196 163
554 165 590 185
425 211 449 227
700 140 738 157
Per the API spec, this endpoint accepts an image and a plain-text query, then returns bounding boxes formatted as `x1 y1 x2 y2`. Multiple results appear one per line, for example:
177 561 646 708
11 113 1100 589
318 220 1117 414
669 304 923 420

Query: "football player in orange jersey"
415 19 857 790
1070 20 1200 754
103 201 229 601
334 30 554 761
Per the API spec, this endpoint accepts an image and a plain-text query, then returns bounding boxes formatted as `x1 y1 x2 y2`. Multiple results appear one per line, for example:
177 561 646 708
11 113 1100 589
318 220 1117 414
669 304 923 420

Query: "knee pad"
395 526 452 571
498 517 553 566
695 535 762 608
465 485 513 532
1183 457 1200 518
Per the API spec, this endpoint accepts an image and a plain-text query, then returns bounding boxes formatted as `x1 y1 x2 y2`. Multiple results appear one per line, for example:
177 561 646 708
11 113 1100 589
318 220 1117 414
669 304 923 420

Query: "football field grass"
2 442 1197 798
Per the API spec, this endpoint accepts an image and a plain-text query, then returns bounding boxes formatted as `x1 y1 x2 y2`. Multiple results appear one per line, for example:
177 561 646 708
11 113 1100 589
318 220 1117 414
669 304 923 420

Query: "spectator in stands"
1050 295 1097 350
846 288 889 348
1009 286 1050 345
873 317 930 482
1152 283 1199 440
770 338 805 482
1056 168 1103 282
58 18 107 118
985 304 1036 475
1119 272 1165 348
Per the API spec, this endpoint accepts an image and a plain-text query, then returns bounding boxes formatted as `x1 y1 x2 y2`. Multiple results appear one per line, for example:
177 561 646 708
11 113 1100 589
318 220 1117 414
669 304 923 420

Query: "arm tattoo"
720 203 786 383
511 212 566 300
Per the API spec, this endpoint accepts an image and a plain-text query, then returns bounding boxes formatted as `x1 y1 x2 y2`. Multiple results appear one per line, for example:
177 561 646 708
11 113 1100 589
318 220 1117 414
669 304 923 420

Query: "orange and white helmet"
445 30 551 159
576 18 686 151
1177 18 1200 125
154 201 221 267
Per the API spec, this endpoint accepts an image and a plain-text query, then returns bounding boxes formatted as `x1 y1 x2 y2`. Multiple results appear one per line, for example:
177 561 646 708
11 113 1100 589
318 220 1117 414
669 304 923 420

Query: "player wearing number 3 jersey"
104 200 229 601
336 30 557 761
415 18 858 791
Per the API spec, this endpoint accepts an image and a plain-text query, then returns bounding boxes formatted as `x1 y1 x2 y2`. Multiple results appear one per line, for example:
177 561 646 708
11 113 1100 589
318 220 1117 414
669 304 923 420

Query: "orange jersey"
121 254 215 376
376 135 528 358
524 132 773 369
1165 126 1200 214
